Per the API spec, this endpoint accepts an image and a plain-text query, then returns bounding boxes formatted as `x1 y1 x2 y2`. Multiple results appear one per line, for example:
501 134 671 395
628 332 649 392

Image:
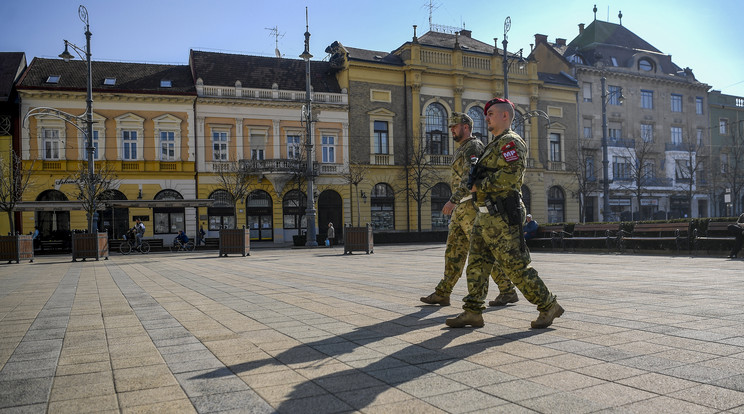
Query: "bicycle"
119 230 151 255
170 240 195 253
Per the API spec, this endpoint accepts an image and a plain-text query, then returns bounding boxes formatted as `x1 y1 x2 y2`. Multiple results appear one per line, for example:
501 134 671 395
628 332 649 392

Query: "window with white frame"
695 97 704 115
641 90 653 109
720 119 729 135
737 98 744 107
321 135 335 163
643 159 656 179
582 82 592 102
250 133 265 160
641 124 653 142
122 130 137 160
287 134 301 159
608 85 622 105
373 121 389 154
671 94 683 112
42 128 61 160
696 128 704 146
675 159 691 182
585 156 595 181
583 118 592 139
212 131 228 161
160 131 175 161
671 127 683 145
549 133 561 162
613 156 630 179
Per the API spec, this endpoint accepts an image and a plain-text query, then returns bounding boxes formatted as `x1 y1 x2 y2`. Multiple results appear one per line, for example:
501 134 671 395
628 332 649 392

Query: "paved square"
0 245 742 413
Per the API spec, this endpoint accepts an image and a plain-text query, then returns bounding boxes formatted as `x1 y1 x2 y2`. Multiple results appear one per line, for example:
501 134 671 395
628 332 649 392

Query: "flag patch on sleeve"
501 141 519 162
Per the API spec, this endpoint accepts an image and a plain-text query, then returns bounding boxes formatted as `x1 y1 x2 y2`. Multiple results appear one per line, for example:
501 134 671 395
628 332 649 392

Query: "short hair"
484 97 515 123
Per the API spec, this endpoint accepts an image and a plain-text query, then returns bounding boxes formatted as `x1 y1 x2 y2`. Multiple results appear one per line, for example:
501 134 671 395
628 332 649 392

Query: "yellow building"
17 58 202 245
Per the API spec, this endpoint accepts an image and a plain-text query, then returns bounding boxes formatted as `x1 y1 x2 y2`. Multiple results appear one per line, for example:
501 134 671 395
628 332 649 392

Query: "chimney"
534 34 548 45
579 23 585 34
460 29 472 38
556 38 566 46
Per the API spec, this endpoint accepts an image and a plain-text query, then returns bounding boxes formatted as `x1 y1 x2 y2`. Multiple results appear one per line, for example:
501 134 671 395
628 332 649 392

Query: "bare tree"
213 159 253 224
401 140 446 232
566 146 601 223
341 162 370 226
0 151 35 234
617 138 657 221
675 135 708 218
65 162 119 232
721 120 744 215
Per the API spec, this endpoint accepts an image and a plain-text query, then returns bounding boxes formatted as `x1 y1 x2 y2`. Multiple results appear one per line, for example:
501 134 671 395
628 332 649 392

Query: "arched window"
521 185 531 215
468 106 488 144
547 186 565 223
153 189 184 234
35 189 70 240
431 182 451 230
371 183 395 230
283 189 306 230
98 189 128 239
512 110 525 138
246 190 273 241
208 189 235 230
425 103 448 155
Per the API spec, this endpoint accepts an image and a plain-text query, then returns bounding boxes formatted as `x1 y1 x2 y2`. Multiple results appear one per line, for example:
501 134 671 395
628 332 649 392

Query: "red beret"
484 97 514 114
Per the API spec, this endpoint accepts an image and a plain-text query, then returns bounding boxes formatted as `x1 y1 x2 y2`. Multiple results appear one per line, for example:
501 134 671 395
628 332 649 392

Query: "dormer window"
103 77 116 86
46 75 60 84
638 58 653 72
160 80 172 88
567 54 584 64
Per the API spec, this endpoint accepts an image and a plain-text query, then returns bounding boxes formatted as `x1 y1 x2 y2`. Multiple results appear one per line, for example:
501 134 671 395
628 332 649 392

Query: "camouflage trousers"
434 202 515 297
463 212 556 314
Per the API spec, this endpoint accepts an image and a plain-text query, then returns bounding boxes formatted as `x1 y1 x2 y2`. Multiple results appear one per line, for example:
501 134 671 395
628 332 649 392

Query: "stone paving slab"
0 245 742 413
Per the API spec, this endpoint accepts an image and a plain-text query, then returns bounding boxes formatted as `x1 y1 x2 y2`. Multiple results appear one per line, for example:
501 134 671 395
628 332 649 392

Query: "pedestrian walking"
420 111 518 308
446 98 564 329
327 222 335 248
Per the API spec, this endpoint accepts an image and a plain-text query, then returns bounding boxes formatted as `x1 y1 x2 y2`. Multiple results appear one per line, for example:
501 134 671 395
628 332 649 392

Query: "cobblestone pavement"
1 245 743 413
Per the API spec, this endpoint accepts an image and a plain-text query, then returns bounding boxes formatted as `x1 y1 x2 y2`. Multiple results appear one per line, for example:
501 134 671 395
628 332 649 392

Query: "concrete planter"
219 228 250 257
0 234 34 264
344 224 374 255
71 232 108 261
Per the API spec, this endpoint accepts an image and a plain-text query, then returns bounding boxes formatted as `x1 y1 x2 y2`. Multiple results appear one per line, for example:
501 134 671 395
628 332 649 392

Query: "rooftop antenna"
424 0 440 31
265 25 285 57
593 4 597 20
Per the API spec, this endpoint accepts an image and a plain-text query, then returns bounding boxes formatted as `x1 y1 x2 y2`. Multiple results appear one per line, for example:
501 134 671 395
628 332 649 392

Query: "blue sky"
2 0 743 96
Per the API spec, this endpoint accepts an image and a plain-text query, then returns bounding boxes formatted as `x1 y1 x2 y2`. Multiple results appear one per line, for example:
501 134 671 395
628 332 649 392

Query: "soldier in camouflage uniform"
446 98 564 329
420 112 518 307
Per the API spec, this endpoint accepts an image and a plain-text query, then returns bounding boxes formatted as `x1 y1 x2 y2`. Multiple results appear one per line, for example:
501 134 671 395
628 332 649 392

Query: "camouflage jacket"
473 129 526 201
450 137 484 204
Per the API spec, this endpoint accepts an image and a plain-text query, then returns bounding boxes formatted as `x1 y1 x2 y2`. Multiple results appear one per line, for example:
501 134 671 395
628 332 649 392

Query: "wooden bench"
526 225 569 250
693 221 740 255
565 223 623 253
204 237 219 249
621 222 691 253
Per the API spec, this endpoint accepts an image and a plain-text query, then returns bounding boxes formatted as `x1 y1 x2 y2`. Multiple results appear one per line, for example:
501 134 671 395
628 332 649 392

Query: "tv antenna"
265 26 285 57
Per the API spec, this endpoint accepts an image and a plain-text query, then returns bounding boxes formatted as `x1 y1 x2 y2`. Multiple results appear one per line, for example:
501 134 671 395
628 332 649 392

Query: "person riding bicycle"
134 219 145 247
173 230 189 249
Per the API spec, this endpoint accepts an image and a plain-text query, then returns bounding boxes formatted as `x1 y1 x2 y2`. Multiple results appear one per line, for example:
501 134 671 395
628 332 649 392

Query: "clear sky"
2 0 743 97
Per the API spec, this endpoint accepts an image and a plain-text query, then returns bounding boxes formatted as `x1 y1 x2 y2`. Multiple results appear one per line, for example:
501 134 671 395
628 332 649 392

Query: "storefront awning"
14 199 214 211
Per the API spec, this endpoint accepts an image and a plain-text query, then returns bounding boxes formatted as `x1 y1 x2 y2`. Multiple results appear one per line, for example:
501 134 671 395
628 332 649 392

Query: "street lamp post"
59 4 97 232
600 76 624 222
300 8 317 246
501 16 524 100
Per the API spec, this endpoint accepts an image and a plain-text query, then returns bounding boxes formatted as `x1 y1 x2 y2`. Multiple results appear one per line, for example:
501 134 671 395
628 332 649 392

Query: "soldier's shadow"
192 307 545 412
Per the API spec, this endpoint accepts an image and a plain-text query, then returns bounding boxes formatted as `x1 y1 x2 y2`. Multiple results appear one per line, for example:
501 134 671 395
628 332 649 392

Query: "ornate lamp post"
58 4 97 232
600 76 625 221
300 8 317 246
501 16 525 100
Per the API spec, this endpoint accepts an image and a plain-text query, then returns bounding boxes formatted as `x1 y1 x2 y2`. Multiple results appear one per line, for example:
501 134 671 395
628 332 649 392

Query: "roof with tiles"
416 30 496 54
189 50 341 93
17 58 195 95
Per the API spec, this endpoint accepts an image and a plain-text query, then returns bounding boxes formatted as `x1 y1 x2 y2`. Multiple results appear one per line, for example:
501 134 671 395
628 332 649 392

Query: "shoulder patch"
501 141 519 162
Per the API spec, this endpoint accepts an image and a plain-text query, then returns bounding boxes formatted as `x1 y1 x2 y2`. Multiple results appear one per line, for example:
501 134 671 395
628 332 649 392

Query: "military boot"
488 291 519 306
445 311 484 328
420 292 450 306
531 302 564 329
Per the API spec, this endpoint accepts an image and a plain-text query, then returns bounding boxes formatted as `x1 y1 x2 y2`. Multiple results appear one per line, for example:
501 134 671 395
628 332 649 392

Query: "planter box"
219 228 250 257
0 235 34 263
72 232 109 261
344 224 374 255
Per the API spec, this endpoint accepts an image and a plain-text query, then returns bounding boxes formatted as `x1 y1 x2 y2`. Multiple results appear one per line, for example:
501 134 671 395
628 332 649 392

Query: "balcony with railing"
427 154 453 166
546 161 566 171
641 177 674 187
665 142 693 152
238 158 319 175
607 138 635 148
372 154 392 165
197 85 348 105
